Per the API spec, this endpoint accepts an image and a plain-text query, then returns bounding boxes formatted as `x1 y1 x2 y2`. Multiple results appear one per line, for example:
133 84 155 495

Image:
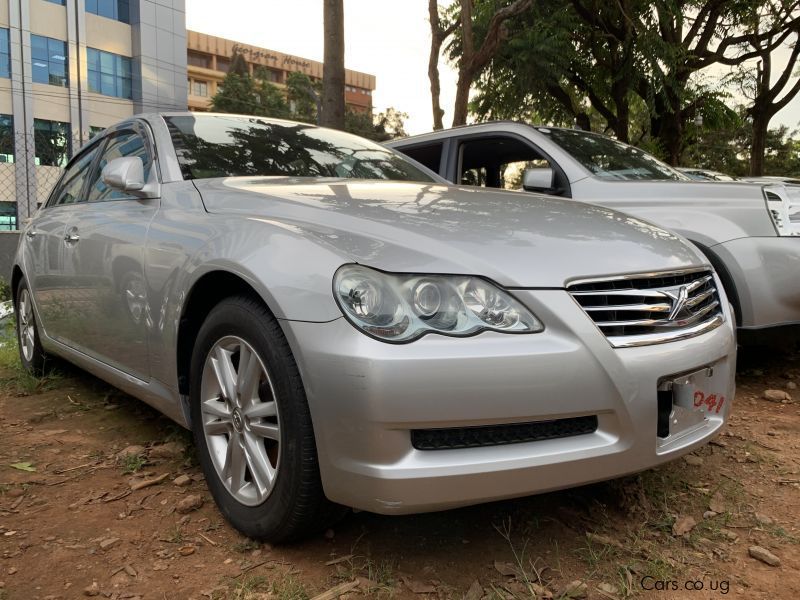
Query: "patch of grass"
162 524 185 545
121 453 146 474
364 558 395 589
230 574 269 599
0 277 10 303
270 574 309 600
765 523 800 544
0 320 63 396
232 538 261 553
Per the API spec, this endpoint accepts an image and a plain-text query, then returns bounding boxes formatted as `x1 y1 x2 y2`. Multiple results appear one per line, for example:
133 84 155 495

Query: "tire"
16 279 48 376
189 295 344 542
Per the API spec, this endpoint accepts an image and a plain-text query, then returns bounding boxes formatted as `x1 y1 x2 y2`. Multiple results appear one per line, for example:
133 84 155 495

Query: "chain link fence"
0 131 68 231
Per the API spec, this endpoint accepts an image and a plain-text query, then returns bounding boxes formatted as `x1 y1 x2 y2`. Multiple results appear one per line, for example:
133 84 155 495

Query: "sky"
185 0 800 136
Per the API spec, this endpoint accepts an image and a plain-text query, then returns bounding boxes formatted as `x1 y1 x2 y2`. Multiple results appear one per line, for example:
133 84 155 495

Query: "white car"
389 123 800 341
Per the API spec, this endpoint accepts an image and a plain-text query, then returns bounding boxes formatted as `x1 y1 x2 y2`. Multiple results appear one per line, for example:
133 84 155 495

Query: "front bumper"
712 236 800 328
281 288 736 514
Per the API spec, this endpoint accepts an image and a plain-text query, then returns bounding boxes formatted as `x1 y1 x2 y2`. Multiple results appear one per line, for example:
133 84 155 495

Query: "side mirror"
102 157 145 193
522 167 554 192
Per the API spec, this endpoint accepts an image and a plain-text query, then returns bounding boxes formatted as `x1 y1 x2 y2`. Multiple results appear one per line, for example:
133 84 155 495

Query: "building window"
0 29 9 79
216 57 230 73
191 80 208 97
87 48 132 99
0 202 15 231
31 35 68 87
0 114 13 163
86 0 130 24
34 119 70 167
187 51 211 69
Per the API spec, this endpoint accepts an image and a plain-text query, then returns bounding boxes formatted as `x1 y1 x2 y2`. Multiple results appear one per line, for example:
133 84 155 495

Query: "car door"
397 134 571 196
24 145 100 344
59 123 158 380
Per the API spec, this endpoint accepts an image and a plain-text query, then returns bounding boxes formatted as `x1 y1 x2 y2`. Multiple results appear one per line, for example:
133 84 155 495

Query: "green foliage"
209 53 408 143
344 107 408 142
0 315 62 395
452 0 800 167
0 277 9 303
210 53 289 118
121 453 146 474
286 72 319 123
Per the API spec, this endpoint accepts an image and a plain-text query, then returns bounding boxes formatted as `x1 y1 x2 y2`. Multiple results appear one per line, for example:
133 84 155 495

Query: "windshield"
164 114 436 183
536 127 687 181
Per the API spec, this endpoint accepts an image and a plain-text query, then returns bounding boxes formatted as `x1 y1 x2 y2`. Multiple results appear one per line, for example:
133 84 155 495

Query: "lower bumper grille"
411 416 599 451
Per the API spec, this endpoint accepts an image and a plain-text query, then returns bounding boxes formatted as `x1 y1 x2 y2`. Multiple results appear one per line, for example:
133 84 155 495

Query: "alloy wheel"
200 336 281 506
18 288 36 363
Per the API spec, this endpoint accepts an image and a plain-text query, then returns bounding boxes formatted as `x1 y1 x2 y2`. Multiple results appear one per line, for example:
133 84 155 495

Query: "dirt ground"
0 343 798 600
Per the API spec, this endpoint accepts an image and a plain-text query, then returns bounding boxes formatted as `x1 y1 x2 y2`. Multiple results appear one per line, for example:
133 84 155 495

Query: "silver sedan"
12 113 736 542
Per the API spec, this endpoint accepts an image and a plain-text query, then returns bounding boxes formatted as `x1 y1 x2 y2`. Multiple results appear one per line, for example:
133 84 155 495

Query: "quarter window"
87 48 132 99
49 148 99 207
86 0 130 24
87 131 152 202
31 35 68 87
0 28 10 79
34 119 71 167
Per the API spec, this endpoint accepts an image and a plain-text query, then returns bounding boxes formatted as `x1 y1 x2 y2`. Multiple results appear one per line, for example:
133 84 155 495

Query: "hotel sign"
232 44 312 70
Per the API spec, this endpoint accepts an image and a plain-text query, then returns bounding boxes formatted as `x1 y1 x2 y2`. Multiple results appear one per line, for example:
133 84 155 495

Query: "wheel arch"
11 265 24 308
687 239 742 326
176 270 278 398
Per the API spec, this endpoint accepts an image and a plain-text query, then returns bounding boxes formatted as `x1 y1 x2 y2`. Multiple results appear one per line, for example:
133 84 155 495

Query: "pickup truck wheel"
16 281 48 376
189 295 344 542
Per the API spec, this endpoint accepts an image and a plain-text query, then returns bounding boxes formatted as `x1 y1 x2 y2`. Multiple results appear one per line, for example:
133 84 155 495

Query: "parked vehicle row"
12 114 743 542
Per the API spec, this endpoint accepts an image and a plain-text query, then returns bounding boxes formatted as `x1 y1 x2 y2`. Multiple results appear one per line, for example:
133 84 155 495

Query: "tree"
211 54 289 118
321 0 346 129
344 107 409 142
456 0 800 165
449 0 533 126
739 15 800 175
286 72 320 124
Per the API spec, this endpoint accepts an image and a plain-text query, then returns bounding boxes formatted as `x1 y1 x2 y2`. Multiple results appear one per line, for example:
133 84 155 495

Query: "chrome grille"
567 269 724 348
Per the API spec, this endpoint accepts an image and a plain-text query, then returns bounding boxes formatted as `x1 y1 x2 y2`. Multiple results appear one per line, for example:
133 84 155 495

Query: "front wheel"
189 295 343 542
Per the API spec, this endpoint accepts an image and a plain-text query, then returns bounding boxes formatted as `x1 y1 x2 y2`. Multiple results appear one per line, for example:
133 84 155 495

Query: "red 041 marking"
693 391 725 414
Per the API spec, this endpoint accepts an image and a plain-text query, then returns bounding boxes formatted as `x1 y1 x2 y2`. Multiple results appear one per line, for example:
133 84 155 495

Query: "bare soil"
0 346 798 600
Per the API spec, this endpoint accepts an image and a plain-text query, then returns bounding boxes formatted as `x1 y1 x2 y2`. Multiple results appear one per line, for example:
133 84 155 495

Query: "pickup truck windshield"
536 127 687 181
164 114 435 183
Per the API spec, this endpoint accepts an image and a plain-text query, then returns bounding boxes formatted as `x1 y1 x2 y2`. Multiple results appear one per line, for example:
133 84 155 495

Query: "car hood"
195 178 706 288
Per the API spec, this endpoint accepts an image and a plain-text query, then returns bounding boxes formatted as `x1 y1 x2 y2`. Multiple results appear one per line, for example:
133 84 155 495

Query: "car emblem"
662 284 691 321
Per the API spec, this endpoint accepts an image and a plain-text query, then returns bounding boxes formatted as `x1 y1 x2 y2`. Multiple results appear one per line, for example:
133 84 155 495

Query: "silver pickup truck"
388 123 800 339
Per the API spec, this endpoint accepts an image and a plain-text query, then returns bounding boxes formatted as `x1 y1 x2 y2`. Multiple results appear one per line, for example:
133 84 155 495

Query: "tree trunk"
750 111 769 176
428 0 446 130
452 69 473 127
321 0 345 130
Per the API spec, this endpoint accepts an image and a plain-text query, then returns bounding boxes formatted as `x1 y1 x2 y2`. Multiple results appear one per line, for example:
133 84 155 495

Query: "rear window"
164 114 436 183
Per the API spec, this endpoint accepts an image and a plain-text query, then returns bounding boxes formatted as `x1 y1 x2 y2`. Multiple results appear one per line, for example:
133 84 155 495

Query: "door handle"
64 232 80 243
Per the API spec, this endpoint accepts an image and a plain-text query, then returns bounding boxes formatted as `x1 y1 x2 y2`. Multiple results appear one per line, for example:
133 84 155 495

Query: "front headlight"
333 264 544 342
